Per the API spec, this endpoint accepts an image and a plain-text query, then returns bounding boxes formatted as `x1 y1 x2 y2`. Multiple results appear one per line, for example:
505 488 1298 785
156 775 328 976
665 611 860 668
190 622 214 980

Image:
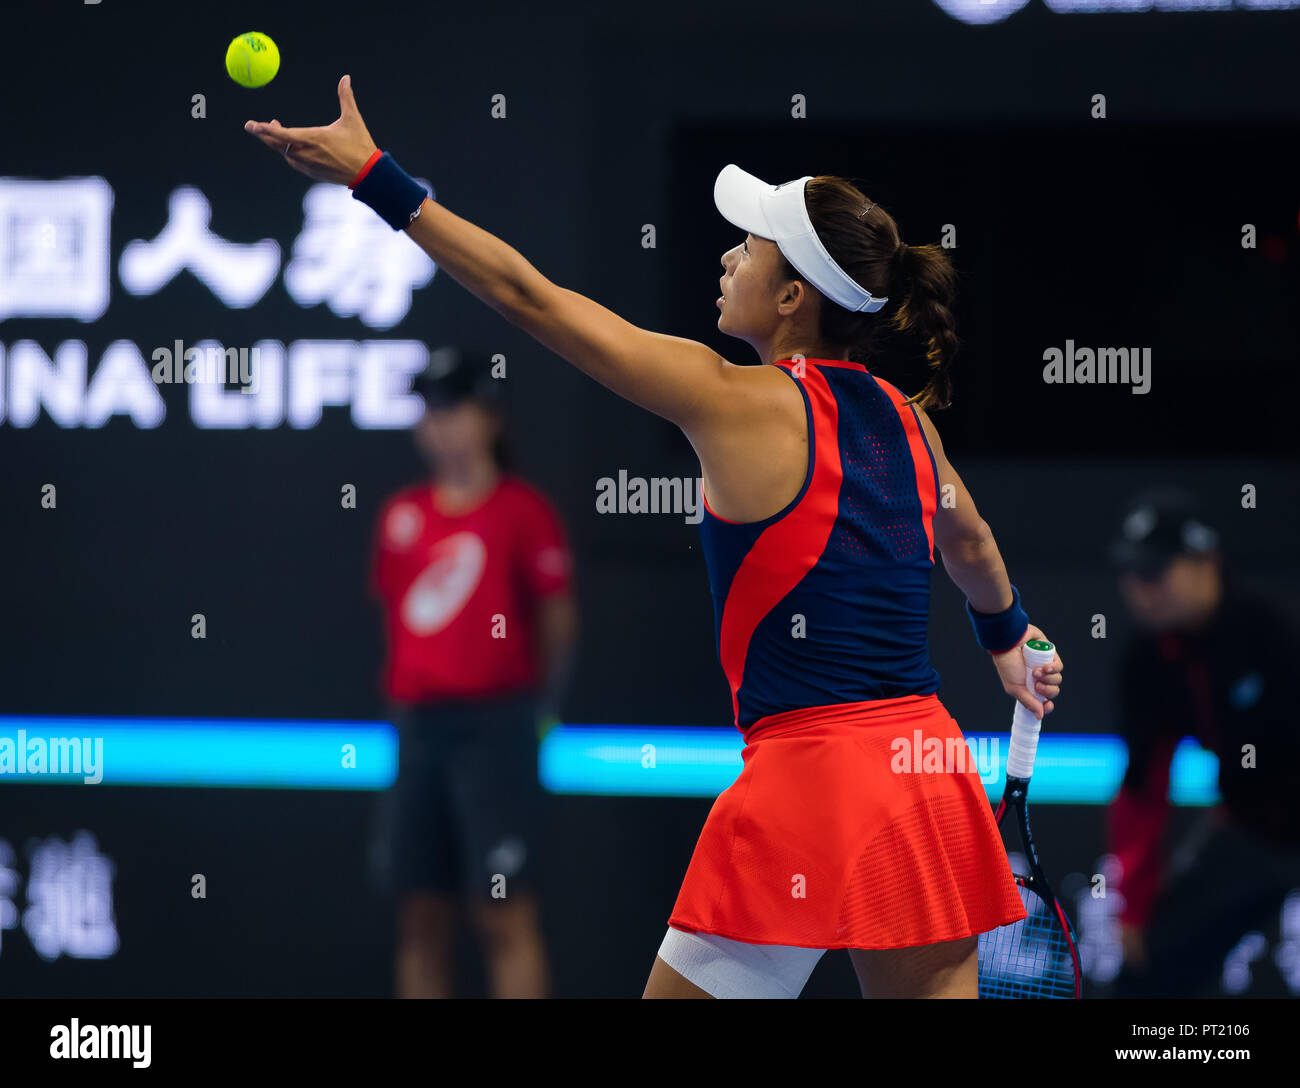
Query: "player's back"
699 357 940 731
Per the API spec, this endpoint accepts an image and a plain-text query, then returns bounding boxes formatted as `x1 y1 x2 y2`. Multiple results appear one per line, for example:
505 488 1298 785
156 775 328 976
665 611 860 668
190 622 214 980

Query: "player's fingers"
1033 666 1062 696
245 119 317 146
338 74 361 117
243 120 272 145
244 121 296 155
259 119 314 141
1011 688 1045 720
246 126 324 171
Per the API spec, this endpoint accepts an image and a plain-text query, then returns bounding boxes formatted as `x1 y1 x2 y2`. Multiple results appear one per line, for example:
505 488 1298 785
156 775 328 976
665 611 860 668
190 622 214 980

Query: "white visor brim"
712 163 888 314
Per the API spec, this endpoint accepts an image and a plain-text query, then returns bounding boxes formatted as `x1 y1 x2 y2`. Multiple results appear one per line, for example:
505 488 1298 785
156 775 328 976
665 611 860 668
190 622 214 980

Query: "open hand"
244 74 378 185
992 624 1063 720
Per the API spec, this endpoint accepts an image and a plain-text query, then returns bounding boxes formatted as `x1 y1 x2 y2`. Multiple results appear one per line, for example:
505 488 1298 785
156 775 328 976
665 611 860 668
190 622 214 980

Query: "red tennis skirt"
668 693 1027 949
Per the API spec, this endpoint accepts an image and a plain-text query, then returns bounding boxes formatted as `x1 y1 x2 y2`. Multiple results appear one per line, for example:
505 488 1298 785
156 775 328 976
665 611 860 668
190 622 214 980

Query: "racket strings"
978 882 1077 999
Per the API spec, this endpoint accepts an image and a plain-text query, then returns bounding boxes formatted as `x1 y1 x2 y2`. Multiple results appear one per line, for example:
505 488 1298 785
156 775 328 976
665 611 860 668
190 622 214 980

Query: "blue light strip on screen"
0 716 397 790
540 727 1221 805
0 716 1220 803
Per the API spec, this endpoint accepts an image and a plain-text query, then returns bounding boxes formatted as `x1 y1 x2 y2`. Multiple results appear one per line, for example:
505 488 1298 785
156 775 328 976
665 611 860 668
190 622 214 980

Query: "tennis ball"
225 32 280 89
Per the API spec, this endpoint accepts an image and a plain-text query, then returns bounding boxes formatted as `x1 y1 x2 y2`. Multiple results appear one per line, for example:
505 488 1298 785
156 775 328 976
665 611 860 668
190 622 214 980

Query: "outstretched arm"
245 76 745 430
405 200 734 425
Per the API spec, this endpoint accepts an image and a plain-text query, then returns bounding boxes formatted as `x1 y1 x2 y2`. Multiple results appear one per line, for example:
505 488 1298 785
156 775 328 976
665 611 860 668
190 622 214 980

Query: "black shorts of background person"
369 696 549 997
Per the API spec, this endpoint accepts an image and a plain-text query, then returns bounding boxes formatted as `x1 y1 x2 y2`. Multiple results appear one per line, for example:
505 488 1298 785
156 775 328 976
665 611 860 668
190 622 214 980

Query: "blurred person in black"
1106 488 1300 997
369 347 578 998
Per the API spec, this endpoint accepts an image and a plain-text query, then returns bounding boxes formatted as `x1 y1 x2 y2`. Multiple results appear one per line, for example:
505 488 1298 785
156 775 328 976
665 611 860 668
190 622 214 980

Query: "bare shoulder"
715 360 806 424
911 404 947 462
684 361 809 522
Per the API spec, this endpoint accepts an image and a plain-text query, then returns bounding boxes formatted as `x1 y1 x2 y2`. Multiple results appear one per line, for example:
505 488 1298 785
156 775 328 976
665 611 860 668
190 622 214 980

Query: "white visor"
713 164 887 314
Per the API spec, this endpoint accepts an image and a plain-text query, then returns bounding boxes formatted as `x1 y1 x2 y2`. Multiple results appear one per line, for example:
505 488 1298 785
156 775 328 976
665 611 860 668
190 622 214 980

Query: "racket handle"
1005 639 1056 780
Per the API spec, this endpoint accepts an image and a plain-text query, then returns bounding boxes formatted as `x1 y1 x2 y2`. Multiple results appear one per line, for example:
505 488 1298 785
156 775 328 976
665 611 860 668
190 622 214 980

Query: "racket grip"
1005 639 1056 780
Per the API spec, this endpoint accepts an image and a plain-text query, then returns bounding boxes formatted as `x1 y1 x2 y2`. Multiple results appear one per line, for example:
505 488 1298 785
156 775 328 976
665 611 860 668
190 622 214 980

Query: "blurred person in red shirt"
369 346 577 998
1107 488 1300 997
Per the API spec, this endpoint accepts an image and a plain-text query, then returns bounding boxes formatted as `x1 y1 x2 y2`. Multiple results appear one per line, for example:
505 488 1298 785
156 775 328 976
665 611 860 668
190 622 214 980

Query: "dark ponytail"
889 241 958 410
779 176 960 410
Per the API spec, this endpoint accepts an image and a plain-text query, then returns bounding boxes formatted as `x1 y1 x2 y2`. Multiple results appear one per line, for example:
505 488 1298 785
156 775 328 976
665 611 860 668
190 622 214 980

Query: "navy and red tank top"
699 358 941 732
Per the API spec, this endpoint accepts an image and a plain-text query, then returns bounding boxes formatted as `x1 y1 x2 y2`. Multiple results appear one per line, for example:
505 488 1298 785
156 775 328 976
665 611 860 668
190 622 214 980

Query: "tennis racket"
977 638 1082 999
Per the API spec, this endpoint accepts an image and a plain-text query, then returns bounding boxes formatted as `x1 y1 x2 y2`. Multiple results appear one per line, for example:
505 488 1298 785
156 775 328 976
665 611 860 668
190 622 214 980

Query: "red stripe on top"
777 356 868 373
349 149 384 190
874 378 937 562
716 363 842 727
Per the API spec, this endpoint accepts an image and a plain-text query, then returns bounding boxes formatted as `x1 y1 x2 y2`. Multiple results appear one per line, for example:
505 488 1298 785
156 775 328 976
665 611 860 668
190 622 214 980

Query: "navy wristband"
350 152 428 230
966 584 1030 654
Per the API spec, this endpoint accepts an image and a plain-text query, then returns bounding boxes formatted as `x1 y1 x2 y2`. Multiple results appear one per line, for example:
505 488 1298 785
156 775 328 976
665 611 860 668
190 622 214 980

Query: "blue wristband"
966 584 1030 654
350 152 428 230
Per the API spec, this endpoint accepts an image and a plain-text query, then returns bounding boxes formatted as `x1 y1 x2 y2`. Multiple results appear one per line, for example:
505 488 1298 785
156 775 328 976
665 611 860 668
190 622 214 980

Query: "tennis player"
246 76 1064 999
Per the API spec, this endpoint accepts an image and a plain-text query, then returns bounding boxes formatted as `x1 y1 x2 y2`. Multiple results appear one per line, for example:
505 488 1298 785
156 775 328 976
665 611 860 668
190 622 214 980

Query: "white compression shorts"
656 926 827 999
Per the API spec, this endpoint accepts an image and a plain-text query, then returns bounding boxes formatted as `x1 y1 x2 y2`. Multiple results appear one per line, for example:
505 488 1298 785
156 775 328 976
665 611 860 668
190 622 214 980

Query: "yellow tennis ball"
225 32 280 89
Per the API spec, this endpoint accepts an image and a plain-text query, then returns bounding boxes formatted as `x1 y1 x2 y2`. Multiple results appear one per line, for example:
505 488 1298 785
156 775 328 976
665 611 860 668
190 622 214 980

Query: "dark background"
1 0 1297 996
